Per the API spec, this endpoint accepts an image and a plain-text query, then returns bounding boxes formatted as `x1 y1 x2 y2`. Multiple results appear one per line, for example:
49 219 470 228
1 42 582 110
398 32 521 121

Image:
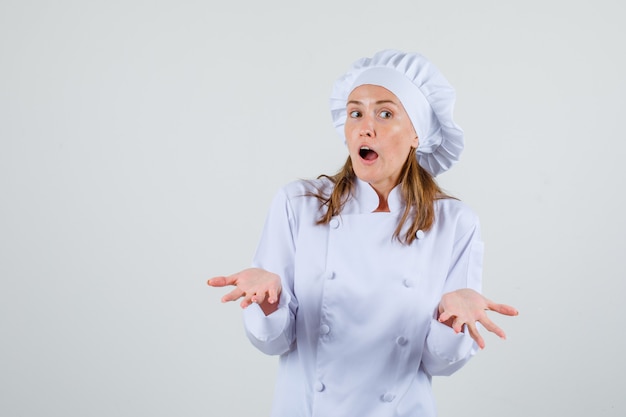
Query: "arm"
208 188 298 356
421 221 483 376
421 219 518 376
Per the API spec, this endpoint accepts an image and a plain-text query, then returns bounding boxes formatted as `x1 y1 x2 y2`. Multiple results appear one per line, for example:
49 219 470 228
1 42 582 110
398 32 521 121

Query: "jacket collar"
351 178 403 214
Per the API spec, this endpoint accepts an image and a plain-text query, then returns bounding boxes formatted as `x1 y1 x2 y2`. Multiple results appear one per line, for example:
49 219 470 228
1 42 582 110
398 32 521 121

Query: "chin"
353 169 376 185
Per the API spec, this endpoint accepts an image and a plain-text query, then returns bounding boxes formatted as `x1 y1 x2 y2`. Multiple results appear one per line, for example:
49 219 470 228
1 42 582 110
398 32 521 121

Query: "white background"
1 1 624 416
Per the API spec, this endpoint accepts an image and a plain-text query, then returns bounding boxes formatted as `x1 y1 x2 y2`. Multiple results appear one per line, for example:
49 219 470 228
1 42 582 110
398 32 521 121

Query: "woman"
208 49 518 416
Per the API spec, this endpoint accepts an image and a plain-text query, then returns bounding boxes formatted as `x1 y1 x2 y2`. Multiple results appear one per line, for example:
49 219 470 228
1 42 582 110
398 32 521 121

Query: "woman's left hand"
437 288 518 349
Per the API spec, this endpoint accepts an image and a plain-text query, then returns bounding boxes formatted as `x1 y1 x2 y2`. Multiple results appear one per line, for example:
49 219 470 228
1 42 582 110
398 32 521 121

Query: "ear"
411 135 419 149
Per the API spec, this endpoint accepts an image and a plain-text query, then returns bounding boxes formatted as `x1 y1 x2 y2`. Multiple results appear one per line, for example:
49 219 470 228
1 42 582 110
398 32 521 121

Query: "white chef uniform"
243 177 483 417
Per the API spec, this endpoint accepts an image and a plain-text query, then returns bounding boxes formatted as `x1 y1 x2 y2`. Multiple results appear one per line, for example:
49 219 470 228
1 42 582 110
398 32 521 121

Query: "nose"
359 114 375 137
360 128 373 137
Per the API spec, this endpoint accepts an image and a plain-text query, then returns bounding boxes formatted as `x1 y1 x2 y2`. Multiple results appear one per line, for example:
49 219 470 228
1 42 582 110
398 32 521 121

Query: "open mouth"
359 146 378 161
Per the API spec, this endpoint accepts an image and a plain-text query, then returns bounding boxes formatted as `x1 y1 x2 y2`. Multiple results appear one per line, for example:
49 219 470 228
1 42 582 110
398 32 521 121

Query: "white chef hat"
330 49 464 176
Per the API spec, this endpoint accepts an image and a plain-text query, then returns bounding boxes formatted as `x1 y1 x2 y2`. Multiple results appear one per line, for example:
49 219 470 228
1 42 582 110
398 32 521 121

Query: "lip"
357 145 379 165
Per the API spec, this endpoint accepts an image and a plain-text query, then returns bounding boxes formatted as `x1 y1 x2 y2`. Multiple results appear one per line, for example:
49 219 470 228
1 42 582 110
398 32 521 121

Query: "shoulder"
434 197 481 239
279 177 334 201
266 177 333 218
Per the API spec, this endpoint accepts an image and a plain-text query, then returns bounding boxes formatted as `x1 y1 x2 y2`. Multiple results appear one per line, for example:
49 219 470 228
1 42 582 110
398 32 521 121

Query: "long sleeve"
238 180 490 416
421 218 483 376
242 188 298 356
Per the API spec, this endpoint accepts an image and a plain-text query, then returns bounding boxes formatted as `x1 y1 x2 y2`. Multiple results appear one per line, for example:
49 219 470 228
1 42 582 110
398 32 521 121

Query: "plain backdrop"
1 1 625 416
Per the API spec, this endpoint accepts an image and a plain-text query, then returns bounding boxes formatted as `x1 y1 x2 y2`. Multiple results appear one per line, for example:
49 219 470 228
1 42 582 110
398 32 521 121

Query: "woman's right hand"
207 268 282 316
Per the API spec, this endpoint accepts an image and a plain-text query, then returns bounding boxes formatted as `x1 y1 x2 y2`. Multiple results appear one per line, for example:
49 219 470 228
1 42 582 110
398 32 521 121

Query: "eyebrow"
347 99 399 106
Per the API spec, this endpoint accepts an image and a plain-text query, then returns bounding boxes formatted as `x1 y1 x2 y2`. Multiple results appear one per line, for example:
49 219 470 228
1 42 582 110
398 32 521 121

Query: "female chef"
208 49 518 417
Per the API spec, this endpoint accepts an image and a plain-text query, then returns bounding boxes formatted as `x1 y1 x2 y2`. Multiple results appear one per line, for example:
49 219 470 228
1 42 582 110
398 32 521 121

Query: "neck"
372 186 391 212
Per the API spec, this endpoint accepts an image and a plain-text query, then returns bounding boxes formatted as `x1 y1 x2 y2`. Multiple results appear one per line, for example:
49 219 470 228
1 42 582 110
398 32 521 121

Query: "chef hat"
330 49 464 176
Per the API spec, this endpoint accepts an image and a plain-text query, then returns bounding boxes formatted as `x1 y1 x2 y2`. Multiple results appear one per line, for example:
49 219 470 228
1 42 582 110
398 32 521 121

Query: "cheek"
344 131 361 152
344 124 359 141
394 128 418 151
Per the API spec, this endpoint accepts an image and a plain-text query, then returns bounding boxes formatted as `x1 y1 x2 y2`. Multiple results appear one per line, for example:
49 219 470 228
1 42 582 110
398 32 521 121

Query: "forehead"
347 84 401 104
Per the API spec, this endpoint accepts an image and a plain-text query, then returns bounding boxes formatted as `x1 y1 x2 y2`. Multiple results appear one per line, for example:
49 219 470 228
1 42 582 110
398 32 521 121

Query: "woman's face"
344 84 418 197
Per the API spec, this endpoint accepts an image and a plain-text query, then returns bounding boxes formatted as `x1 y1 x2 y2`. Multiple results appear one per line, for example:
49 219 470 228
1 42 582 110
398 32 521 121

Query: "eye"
349 110 361 118
379 110 392 119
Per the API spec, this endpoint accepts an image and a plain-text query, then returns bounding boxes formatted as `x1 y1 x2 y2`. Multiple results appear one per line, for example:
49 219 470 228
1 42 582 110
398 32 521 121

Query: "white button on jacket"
243 178 483 417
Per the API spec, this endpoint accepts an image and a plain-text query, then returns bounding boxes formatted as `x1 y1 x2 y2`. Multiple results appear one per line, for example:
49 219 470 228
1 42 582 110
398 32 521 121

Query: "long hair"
310 151 452 245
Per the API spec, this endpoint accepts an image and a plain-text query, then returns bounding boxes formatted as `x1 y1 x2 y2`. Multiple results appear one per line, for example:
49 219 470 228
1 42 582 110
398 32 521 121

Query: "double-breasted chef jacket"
243 177 483 417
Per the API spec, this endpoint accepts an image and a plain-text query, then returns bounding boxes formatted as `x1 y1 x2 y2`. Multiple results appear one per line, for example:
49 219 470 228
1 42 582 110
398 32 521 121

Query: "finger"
207 276 237 287
451 316 465 334
251 291 266 305
486 301 519 316
466 322 485 350
240 295 255 309
438 310 454 323
207 276 224 286
267 287 279 304
221 287 244 303
478 315 507 340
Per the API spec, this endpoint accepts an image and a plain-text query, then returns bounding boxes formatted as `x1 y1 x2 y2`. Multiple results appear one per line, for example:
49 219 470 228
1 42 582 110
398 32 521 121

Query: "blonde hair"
310 152 452 245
